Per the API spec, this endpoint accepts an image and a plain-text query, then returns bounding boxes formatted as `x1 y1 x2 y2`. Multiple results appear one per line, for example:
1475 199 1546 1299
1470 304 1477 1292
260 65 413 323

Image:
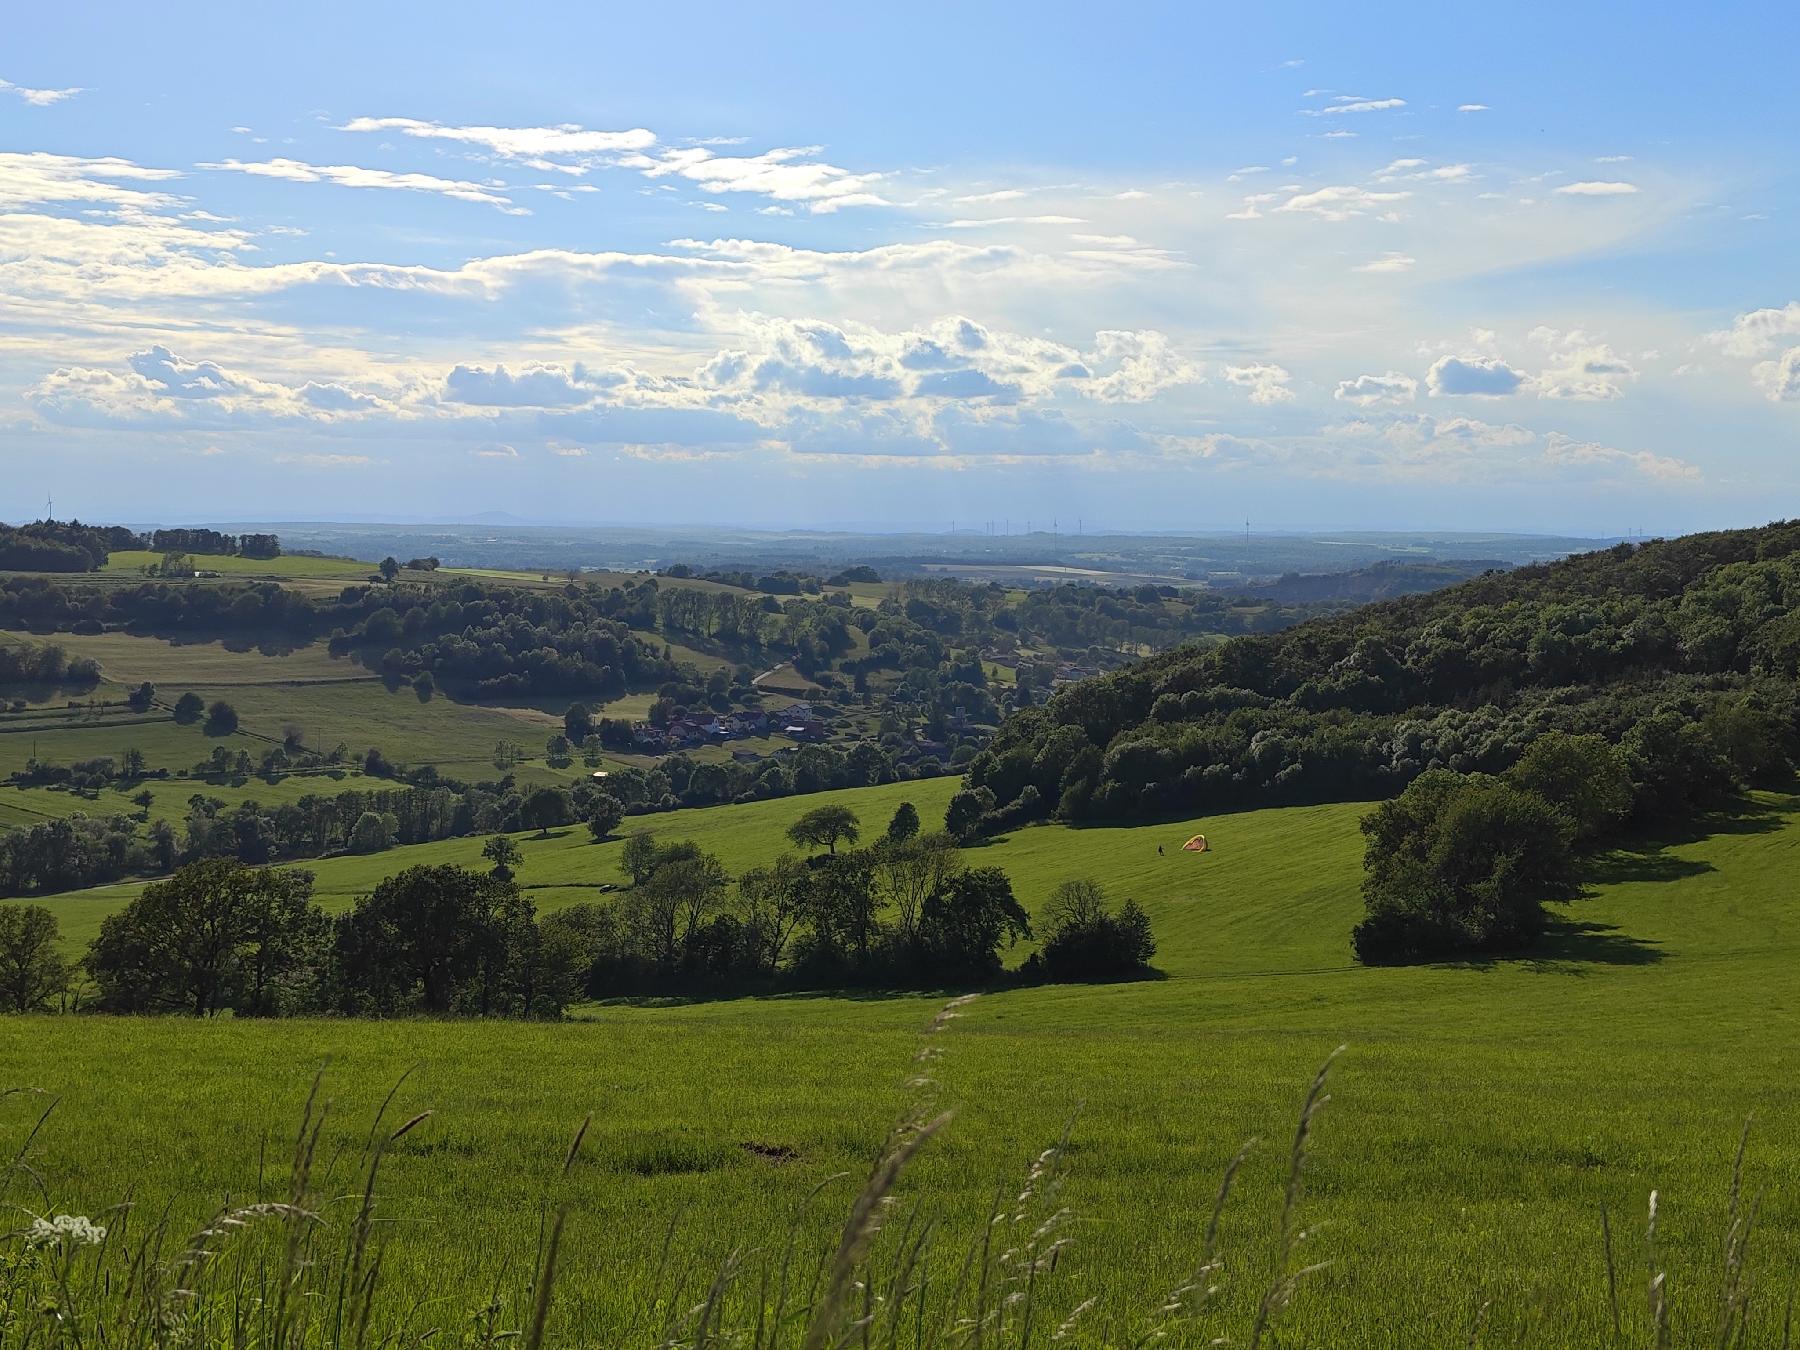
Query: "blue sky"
4 1 1797 533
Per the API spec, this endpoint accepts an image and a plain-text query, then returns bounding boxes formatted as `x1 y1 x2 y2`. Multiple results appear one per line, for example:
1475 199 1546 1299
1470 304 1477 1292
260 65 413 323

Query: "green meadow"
6 779 1799 1344
0 629 568 775
97 550 376 580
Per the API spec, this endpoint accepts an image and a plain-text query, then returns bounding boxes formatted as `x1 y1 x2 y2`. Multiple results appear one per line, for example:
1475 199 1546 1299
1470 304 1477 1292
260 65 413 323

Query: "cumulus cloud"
1752 347 1800 402
1335 372 1418 406
1224 363 1295 404
1528 328 1637 400
1554 181 1640 196
1710 301 1800 357
1427 354 1527 397
1457 103 1490 112
698 314 1196 411
28 346 396 427
203 158 528 213
443 362 629 407
0 77 82 106
129 346 245 398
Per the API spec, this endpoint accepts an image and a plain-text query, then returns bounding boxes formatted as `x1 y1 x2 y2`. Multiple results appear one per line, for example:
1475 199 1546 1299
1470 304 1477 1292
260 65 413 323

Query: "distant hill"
1239 557 1509 604
964 521 1800 826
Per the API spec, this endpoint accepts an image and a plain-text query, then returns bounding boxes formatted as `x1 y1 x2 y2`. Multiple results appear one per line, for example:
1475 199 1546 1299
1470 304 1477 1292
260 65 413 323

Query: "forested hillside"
964 521 1800 829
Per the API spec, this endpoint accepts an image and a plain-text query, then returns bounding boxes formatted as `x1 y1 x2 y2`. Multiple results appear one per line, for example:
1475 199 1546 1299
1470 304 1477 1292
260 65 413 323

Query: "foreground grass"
5 788 1799 1343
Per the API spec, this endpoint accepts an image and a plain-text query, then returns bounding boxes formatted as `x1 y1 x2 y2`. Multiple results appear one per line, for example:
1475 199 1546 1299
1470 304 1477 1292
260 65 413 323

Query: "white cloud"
624 144 888 212
1354 252 1416 274
342 115 886 213
1427 354 1526 397
1275 185 1410 221
1554 181 1640 197
954 189 1027 203
1335 372 1417 405
1752 347 1800 402
339 116 656 159
0 151 184 212
1528 328 1637 400
1710 301 1800 357
698 314 1196 411
1224 363 1294 404
1457 103 1489 113
1541 433 1698 481
939 214 1086 228
28 346 399 427
1304 97 1406 116
443 361 627 407
0 78 82 106
202 158 529 213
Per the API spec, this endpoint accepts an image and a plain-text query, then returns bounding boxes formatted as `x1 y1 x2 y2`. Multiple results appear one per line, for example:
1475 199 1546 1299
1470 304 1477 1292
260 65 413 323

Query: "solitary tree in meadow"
786 804 861 855
885 801 920 843
482 834 524 881
586 794 626 842
522 787 575 836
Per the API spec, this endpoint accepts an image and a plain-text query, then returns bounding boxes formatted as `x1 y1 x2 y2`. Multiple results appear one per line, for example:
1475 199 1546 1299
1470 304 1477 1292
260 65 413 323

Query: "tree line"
0 802 1157 1016
0 520 281 573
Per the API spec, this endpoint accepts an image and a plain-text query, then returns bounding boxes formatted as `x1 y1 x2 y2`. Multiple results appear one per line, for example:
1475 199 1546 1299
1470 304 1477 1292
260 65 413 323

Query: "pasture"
97 550 375 581
1 630 566 775
6 780 1799 1344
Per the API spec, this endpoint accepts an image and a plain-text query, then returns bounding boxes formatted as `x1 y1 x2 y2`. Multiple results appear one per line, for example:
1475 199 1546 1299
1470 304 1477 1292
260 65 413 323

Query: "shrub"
1035 880 1157 980
1352 771 1580 964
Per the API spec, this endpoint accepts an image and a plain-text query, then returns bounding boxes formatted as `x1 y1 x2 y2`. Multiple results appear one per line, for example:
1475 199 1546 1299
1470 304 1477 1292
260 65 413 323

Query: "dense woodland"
968 522 1800 825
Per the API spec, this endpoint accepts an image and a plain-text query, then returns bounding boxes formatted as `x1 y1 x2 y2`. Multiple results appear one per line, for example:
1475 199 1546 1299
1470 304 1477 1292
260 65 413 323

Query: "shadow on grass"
1584 848 1715 886
1431 920 1666 976
582 966 1168 1011
1522 919 1666 972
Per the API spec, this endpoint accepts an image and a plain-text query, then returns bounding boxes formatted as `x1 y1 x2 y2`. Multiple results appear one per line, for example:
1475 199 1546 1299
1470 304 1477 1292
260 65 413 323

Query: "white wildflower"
26 1213 107 1247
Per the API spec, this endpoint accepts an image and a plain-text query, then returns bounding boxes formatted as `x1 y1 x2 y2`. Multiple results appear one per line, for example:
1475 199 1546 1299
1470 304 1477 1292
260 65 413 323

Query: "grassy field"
97 550 376 580
4 779 1799 1343
0 630 569 775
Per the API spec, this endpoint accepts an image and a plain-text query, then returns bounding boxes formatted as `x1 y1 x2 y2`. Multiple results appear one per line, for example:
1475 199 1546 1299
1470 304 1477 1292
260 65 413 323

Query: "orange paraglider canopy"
1182 834 1209 852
